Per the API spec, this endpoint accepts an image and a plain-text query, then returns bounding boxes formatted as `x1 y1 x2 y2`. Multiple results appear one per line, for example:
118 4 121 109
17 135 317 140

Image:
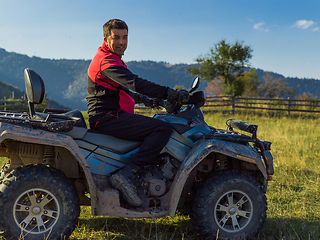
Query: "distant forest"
0 47 319 110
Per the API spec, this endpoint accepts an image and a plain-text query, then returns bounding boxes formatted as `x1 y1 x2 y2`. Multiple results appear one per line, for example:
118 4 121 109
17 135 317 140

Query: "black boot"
109 162 142 207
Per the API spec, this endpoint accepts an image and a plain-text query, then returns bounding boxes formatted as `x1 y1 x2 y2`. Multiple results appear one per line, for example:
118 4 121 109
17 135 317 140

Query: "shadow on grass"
76 215 200 240
75 215 320 240
254 217 320 240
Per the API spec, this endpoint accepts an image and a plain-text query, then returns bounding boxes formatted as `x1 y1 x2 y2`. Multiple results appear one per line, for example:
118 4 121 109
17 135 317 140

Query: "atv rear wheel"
190 169 267 240
0 164 80 240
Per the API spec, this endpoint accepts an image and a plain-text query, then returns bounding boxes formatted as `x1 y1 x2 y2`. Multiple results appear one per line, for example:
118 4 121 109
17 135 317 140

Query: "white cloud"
293 20 315 29
312 27 320 32
253 21 269 32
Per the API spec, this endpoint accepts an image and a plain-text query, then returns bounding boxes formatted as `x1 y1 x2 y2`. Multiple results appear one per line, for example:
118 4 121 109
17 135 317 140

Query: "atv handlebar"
153 91 205 114
144 77 204 114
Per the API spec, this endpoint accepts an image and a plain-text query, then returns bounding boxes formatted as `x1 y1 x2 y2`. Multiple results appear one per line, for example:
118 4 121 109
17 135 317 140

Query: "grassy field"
1 111 320 239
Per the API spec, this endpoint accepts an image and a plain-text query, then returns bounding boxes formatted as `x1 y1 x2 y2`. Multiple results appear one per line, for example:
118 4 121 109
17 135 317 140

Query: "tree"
238 68 261 97
258 72 296 98
204 77 224 96
187 40 253 96
297 92 318 101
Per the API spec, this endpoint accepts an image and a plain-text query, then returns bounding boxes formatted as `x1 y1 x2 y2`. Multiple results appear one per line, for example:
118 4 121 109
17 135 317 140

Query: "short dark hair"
103 19 128 38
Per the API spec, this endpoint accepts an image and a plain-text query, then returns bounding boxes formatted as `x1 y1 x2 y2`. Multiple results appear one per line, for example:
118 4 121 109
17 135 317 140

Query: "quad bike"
0 68 274 240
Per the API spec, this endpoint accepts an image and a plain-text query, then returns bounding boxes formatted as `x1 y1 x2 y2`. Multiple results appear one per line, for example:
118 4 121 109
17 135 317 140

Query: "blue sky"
0 0 319 79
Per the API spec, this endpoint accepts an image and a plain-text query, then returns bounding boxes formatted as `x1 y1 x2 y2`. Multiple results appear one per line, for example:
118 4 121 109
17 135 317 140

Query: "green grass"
206 113 320 240
1 112 320 239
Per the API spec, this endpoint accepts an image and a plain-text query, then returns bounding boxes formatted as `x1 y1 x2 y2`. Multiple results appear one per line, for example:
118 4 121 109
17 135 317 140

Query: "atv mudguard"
0 122 98 212
167 137 267 216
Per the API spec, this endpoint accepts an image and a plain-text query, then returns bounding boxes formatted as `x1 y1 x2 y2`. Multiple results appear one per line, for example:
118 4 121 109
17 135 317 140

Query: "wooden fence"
203 95 320 115
0 97 27 111
135 95 320 116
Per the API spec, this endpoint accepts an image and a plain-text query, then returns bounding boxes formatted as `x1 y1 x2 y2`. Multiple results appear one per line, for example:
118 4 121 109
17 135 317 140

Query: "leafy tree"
187 40 253 96
204 77 224 96
296 92 318 101
259 72 296 98
239 68 261 97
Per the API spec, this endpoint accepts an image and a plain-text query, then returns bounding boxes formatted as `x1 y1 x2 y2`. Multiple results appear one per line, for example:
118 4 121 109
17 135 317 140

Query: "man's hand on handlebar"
140 95 162 109
167 88 189 104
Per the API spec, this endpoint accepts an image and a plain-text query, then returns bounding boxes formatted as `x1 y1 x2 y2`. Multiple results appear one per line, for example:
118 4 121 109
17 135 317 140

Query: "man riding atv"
86 19 189 207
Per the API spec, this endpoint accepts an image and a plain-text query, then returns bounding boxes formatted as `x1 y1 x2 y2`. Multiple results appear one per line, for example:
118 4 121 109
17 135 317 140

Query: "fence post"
4 96 6 111
287 97 291 115
232 94 235 114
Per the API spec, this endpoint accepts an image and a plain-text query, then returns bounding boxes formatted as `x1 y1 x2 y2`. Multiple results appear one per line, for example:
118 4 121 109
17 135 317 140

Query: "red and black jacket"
86 42 169 119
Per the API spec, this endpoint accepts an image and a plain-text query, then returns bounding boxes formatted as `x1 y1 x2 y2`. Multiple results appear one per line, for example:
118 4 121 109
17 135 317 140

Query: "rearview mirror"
190 77 200 93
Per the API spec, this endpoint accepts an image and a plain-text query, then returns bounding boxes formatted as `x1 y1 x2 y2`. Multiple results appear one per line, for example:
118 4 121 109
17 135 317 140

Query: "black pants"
90 110 173 166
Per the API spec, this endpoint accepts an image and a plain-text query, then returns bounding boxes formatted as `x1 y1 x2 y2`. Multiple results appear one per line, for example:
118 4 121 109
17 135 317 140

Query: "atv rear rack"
0 110 84 132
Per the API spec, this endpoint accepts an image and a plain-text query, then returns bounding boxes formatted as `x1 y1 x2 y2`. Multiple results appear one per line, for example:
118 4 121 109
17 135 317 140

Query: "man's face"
105 29 128 56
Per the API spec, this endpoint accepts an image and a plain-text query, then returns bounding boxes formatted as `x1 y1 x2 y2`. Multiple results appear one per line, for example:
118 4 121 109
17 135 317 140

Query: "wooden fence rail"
0 97 27 111
135 95 320 116
204 96 320 115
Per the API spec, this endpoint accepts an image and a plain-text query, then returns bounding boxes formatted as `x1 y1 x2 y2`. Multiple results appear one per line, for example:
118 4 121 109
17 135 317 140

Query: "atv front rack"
204 119 258 144
226 119 258 139
224 119 273 175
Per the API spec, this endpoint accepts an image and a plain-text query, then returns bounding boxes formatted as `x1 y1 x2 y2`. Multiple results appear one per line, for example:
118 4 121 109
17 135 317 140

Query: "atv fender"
0 122 98 211
168 137 267 216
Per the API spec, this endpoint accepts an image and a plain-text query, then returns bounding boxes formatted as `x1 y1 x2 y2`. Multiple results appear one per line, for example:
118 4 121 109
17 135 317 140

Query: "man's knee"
158 121 173 134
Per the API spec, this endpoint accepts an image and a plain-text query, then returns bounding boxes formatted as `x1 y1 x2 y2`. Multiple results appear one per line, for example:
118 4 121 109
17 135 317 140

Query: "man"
86 19 188 207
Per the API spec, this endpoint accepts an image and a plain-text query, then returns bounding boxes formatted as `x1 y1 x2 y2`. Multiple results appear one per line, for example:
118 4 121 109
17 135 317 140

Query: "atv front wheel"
0 164 80 240
190 169 267 240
